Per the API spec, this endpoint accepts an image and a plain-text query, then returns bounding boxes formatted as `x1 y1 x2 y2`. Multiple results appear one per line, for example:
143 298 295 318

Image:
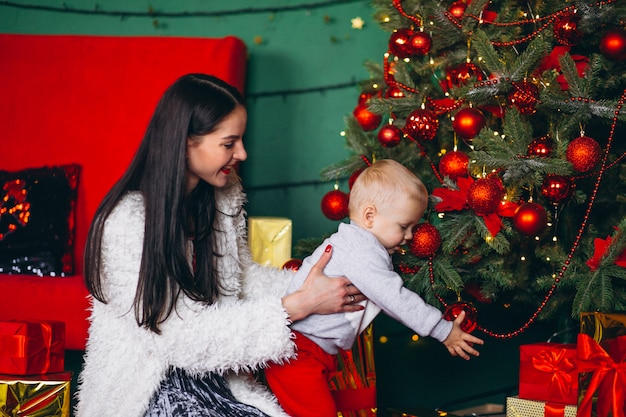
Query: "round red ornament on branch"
541 174 574 204
353 103 382 131
448 1 467 19
566 135 601 172
443 301 478 332
282 258 303 271
404 108 439 141
507 81 540 115
409 31 432 55
513 202 548 236
378 124 403 147
389 28 414 59
446 62 483 89
385 86 405 99
527 135 554 157
321 189 349 220
410 223 442 258
553 13 582 46
348 168 365 190
600 29 626 61
439 151 469 181
467 178 503 214
452 107 486 139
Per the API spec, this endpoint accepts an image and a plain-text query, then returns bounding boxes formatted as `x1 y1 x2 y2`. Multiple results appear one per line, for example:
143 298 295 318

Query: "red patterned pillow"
0 164 80 276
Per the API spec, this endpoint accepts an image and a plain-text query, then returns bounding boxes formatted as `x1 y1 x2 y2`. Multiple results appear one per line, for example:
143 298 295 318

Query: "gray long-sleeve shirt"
288 222 453 355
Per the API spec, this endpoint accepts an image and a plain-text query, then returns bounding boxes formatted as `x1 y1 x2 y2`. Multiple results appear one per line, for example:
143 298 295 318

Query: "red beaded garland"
513 202 548 236
404 108 439 141
467 178 503 214
566 135 602 172
353 102 382 131
321 189 349 220
377 124 403 147
410 223 442 258
439 150 469 180
452 107 486 139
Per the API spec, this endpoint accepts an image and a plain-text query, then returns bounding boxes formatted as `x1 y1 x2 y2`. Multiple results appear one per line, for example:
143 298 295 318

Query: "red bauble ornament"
358 92 374 105
389 28 414 59
321 189 349 220
541 174 574 204
385 86 405 99
446 62 483 88
409 223 442 258
507 81 540 115
439 151 469 181
348 168 364 190
404 108 439 141
377 124 403 147
353 103 382 131
443 301 478 333
527 135 554 157
566 135 602 172
513 202 548 236
448 1 467 19
409 31 432 55
600 29 626 61
282 258 303 271
553 13 582 46
452 107 486 139
467 178 503 214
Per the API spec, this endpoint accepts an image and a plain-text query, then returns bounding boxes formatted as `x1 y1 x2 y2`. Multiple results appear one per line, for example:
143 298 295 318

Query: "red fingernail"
325 244 332 253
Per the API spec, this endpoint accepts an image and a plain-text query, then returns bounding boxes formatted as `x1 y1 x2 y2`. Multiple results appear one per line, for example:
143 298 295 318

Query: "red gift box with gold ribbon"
0 321 65 375
577 312 626 417
519 343 578 405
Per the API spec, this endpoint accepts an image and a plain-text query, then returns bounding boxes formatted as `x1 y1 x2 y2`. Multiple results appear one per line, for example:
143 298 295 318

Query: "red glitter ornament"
452 107 486 139
448 1 467 19
321 189 349 220
443 301 478 333
527 135 554 157
599 29 626 61
566 135 601 172
439 151 469 181
541 174 573 204
377 124 403 147
410 223 442 258
282 258 303 271
353 103 382 131
409 31 432 55
553 13 582 46
513 202 548 236
404 108 439 141
446 62 483 89
389 28 414 59
467 178 503 214
507 81 540 115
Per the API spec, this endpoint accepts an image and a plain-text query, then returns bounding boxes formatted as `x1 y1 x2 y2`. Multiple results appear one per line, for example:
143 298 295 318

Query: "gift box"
518 342 578 405
248 217 292 268
0 321 65 375
506 396 577 417
577 312 626 417
0 371 72 416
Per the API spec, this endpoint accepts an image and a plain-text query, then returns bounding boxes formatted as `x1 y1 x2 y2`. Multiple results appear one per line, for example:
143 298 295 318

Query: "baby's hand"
442 310 484 360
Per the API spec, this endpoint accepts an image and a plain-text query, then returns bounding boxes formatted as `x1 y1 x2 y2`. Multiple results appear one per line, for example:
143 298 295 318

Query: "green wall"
1 0 561 413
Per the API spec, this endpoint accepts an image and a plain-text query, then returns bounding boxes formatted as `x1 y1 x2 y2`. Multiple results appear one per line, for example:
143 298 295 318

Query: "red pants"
265 331 338 417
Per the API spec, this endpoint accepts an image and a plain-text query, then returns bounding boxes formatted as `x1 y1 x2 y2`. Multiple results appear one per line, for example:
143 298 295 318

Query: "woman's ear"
362 205 376 228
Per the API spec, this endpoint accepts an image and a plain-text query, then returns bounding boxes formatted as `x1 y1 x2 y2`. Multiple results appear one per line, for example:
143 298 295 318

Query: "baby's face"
369 198 425 254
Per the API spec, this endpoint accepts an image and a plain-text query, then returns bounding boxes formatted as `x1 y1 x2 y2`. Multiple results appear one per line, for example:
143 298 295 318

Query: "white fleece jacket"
75 174 294 417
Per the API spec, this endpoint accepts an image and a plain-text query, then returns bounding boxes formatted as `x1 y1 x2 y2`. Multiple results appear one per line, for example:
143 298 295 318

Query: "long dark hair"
84 74 246 333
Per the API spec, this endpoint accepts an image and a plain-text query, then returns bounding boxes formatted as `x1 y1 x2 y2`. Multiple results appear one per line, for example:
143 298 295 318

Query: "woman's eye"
224 142 234 149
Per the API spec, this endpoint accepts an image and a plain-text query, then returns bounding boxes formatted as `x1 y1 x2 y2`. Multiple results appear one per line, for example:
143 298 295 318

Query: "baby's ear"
362 205 377 228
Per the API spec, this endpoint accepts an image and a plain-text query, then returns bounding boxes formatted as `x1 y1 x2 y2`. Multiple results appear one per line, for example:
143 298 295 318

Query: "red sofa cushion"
0 34 247 350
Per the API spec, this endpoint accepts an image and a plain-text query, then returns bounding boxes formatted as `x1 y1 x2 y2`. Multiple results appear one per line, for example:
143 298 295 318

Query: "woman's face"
185 105 247 192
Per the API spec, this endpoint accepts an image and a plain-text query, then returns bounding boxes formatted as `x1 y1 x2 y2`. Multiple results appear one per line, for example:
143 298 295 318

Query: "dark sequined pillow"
0 164 80 276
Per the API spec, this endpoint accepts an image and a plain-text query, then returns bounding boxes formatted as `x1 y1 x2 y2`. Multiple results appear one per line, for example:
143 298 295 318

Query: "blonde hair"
349 159 428 215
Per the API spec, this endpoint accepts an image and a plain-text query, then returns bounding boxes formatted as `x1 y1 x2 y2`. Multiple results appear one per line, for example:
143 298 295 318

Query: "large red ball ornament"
409 31 432 55
513 202 548 236
566 135 602 172
600 29 626 61
452 107 486 139
404 108 439 141
389 28 414 59
353 103 382 131
282 258 303 271
446 62 483 88
443 301 478 332
541 174 574 204
553 13 582 46
439 151 469 181
467 178 503 214
527 135 554 157
377 124 403 147
448 1 467 19
507 81 540 115
321 189 349 220
410 223 442 258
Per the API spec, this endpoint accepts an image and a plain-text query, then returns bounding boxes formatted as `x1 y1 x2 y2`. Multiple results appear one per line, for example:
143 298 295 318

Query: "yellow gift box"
0 371 72 417
248 217 292 268
506 396 577 417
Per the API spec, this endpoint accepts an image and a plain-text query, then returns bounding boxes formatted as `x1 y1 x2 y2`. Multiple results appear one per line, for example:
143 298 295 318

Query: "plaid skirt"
144 368 271 417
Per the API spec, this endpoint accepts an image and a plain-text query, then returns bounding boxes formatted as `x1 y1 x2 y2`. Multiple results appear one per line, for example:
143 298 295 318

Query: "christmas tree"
309 0 626 339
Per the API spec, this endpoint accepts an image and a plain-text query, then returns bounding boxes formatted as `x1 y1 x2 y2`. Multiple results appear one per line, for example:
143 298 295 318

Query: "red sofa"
0 34 247 350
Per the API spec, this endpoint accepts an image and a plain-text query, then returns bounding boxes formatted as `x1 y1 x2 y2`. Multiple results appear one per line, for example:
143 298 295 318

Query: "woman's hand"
281 245 365 322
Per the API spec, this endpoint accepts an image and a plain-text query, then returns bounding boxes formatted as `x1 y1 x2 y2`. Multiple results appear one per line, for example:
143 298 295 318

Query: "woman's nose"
235 142 248 161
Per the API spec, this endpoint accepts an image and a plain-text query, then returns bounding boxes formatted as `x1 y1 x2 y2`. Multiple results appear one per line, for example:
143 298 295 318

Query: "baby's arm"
442 310 485 360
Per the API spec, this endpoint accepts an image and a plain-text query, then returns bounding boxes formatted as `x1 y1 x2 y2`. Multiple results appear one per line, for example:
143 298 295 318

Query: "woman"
76 73 364 416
